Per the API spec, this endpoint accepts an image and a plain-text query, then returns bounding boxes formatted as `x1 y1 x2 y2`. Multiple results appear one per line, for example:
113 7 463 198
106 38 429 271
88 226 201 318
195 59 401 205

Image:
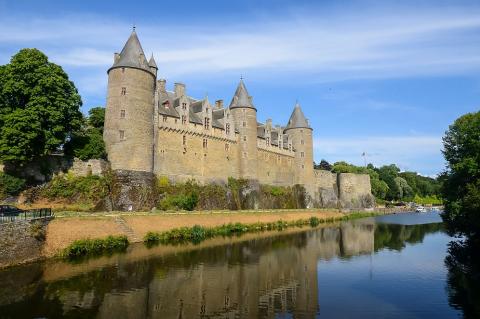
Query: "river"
0 212 468 318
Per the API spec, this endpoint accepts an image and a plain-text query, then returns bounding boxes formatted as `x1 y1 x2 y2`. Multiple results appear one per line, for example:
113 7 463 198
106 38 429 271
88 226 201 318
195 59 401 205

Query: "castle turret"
285 103 314 187
103 28 156 172
229 80 258 180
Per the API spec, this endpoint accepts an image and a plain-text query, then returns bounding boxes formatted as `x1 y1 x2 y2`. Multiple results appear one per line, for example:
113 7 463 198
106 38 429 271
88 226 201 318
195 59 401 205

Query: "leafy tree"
314 159 332 171
0 172 26 197
394 176 414 200
377 164 401 200
441 111 480 238
0 49 83 165
65 107 106 160
87 107 105 131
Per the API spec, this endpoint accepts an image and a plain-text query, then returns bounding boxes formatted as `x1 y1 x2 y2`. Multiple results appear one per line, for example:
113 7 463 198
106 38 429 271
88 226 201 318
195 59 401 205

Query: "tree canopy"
441 111 480 238
0 49 83 164
65 107 106 161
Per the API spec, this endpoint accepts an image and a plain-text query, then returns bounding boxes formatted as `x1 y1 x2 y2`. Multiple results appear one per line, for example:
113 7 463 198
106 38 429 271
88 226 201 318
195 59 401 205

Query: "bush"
41 173 109 204
157 193 199 211
62 235 129 258
0 172 26 197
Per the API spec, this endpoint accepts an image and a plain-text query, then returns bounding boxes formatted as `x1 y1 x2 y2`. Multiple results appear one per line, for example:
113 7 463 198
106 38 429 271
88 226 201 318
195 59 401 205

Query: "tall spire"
229 79 255 110
109 29 152 74
285 102 311 130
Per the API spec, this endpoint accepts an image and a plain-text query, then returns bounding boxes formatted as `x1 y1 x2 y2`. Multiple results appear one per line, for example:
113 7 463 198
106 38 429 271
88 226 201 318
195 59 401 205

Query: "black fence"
0 208 53 223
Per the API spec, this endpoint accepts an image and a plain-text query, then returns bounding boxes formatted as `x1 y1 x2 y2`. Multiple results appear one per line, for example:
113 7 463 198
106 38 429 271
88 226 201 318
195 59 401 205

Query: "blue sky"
0 0 479 176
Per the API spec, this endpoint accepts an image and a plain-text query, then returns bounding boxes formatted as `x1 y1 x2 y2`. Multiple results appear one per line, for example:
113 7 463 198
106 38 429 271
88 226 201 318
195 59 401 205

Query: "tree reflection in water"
0 219 448 318
445 238 480 319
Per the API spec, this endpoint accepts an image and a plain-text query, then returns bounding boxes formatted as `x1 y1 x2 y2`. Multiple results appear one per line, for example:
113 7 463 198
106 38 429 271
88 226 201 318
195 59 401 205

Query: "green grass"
62 235 129 259
144 211 382 246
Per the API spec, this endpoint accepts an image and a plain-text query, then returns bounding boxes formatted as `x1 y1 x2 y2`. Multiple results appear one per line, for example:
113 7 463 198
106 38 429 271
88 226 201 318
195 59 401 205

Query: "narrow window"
204 117 210 129
182 102 187 110
122 67 125 73
243 136 246 142
225 123 230 135
301 139 304 145
121 87 126 95
120 110 125 118
203 138 208 148
266 137 270 146
182 135 186 146
225 143 229 151
119 130 125 140
302 164 305 169
182 115 187 125
162 116 167 122
242 121 246 127
175 119 178 124
301 152 305 158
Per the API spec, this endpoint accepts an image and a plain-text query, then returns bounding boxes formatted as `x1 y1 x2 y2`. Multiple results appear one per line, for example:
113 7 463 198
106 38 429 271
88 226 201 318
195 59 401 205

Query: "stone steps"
113 216 140 242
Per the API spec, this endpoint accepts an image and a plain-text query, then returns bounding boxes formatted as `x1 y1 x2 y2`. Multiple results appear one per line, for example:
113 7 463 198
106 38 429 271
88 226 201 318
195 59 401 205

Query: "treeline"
314 160 442 204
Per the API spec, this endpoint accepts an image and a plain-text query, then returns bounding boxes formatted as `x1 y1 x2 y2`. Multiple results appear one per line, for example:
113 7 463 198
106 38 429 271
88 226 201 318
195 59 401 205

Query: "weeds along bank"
16 173 309 212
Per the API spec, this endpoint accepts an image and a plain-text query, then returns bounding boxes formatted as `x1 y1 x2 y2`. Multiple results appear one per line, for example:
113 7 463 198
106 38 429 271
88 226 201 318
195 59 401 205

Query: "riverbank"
1 208 408 268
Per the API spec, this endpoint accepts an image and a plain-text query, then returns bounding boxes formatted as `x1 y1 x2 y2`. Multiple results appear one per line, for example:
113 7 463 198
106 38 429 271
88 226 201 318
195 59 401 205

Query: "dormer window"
266 137 270 146
182 103 187 111
225 123 230 135
204 117 210 129
182 115 187 125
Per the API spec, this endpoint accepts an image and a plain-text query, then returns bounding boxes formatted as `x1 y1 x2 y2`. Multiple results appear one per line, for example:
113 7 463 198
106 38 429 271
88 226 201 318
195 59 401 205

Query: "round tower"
284 103 314 188
229 80 258 180
103 29 156 173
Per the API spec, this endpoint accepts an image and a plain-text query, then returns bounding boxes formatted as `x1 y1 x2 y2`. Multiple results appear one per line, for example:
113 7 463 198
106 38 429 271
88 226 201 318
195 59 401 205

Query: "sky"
0 0 479 176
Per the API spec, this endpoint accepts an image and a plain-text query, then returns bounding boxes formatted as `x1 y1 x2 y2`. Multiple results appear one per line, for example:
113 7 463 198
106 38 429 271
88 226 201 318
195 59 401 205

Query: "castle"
103 29 374 209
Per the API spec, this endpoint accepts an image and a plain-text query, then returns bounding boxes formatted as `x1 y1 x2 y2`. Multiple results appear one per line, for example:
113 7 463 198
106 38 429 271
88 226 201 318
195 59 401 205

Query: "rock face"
110 170 156 211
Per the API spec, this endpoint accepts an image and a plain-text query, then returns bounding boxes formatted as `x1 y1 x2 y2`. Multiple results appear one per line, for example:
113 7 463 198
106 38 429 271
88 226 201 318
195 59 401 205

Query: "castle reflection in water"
0 219 443 318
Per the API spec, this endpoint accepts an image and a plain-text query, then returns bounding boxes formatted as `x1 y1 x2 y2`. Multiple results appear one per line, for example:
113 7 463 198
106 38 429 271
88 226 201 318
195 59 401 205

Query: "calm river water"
0 212 468 318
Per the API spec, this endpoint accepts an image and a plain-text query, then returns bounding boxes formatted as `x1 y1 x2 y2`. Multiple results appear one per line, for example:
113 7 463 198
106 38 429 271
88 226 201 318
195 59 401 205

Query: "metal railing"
0 208 53 223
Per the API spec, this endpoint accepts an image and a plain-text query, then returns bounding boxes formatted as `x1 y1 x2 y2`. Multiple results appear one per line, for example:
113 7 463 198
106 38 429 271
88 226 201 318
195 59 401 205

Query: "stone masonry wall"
154 127 240 184
0 219 51 268
313 169 338 208
337 173 375 209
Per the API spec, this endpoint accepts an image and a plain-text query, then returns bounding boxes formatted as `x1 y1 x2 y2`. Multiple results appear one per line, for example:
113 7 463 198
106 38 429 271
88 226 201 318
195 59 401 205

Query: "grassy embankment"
61 211 382 259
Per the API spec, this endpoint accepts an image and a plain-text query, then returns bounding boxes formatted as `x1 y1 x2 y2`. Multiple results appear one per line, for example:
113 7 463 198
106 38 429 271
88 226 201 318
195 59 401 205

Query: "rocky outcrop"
110 170 156 211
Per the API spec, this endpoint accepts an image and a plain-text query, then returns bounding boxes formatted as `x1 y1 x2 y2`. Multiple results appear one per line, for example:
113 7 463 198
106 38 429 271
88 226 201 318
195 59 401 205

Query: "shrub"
0 172 26 197
41 173 109 203
62 235 129 258
309 216 320 227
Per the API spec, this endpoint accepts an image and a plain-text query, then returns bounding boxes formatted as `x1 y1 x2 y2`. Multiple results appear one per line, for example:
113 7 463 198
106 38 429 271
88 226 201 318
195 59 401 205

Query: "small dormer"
265 119 272 147
174 95 190 126
202 98 212 130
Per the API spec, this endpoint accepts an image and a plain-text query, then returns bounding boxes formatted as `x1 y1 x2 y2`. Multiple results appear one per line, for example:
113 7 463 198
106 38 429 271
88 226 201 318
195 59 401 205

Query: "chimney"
215 100 224 109
114 53 120 63
157 79 166 92
174 83 185 97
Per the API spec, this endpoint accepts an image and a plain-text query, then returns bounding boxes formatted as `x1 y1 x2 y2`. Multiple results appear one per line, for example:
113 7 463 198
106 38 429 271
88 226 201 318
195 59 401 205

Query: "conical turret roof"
148 54 158 69
109 29 152 74
229 79 256 110
285 102 311 130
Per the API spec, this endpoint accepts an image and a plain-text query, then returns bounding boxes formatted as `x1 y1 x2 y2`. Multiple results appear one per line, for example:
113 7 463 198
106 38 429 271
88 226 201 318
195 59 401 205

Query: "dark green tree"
314 159 332 171
0 49 82 165
377 164 401 200
441 111 480 238
65 107 106 160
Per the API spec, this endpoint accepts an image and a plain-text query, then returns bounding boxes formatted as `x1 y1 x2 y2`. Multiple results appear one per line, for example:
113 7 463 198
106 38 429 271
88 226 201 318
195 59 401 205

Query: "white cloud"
0 5 480 81
313 135 445 175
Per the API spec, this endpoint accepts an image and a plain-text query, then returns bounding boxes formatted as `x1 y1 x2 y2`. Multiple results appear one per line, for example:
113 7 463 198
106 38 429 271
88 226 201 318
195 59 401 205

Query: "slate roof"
109 30 153 74
229 80 255 110
148 54 158 69
285 103 311 130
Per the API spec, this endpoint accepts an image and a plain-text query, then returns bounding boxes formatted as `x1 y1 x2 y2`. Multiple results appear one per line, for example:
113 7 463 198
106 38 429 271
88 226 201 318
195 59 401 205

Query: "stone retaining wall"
0 218 51 268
